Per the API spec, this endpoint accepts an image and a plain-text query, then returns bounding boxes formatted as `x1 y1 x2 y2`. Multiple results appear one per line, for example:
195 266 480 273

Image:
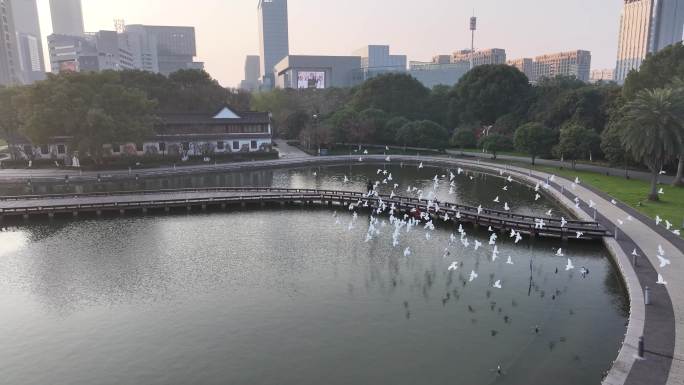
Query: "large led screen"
297 71 325 89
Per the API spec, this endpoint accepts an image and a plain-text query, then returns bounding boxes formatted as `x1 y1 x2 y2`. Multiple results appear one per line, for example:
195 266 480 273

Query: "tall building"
590 68 615 83
408 60 470 88
122 25 159 73
48 24 202 76
49 0 84 36
48 30 136 73
615 0 684 83
533 50 592 82
10 0 45 83
240 55 260 91
353 45 407 81
0 0 21 85
507 58 535 81
452 48 506 67
127 25 202 75
258 0 289 89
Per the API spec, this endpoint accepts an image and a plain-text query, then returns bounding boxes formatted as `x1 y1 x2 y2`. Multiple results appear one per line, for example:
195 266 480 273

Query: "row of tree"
0 69 250 162
250 44 684 197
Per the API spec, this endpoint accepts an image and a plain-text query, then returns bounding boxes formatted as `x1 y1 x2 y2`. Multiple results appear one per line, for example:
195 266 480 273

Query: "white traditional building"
8 105 273 163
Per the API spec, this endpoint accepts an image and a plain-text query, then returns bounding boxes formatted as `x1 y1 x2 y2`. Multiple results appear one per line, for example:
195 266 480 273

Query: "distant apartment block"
353 45 407 81
258 0 289 89
48 24 202 76
533 50 591 82
590 68 615 83
453 48 507 67
127 25 202 75
240 55 260 91
408 60 469 88
615 0 684 83
49 0 84 36
507 58 535 81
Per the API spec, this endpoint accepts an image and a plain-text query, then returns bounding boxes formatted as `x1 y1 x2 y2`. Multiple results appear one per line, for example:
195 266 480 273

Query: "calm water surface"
0 166 627 385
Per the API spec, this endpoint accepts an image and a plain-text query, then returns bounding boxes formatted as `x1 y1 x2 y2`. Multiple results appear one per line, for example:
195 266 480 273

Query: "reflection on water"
1 164 561 217
0 166 626 385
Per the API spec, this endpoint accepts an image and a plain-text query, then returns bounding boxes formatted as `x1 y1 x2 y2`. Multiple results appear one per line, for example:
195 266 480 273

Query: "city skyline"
34 0 624 87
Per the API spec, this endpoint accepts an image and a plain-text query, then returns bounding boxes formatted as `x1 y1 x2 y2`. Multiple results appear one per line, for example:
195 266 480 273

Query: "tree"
396 120 449 149
0 86 24 160
513 123 556 165
620 88 684 200
19 72 157 163
449 64 531 126
284 110 310 140
450 127 477 150
478 134 513 160
554 123 600 169
623 43 684 100
384 116 409 146
350 73 430 120
328 108 361 144
425 84 451 127
358 108 388 144
671 77 684 186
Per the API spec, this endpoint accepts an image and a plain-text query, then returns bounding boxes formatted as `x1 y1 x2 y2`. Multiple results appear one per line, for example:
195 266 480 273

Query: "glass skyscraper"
615 0 684 84
49 0 85 36
258 0 289 89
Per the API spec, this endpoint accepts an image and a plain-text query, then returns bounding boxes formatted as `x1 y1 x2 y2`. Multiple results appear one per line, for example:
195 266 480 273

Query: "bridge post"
22 213 29 221
48 212 55 220
186 205 192 212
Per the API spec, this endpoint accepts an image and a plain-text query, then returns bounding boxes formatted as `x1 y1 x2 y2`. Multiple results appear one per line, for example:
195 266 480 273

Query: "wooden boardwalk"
0 187 609 239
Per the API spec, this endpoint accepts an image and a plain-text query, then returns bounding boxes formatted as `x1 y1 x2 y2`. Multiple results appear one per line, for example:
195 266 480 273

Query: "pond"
0 165 627 385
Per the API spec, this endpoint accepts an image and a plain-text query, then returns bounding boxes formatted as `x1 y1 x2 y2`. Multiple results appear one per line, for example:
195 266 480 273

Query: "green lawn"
0 138 6 146
535 166 684 232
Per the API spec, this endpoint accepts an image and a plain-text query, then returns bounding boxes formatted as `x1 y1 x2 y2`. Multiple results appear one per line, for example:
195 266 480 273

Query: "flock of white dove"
327 153 677 290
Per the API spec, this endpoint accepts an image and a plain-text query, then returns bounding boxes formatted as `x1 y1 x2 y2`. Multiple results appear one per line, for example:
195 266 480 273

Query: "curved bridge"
0 187 609 240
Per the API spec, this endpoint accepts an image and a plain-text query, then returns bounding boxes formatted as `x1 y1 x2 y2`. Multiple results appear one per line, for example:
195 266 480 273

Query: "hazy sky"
36 0 624 87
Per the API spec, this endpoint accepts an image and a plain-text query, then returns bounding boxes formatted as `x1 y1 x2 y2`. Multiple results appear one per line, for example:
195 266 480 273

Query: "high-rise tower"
615 0 684 83
49 0 85 36
258 0 289 89
0 0 21 85
11 0 45 83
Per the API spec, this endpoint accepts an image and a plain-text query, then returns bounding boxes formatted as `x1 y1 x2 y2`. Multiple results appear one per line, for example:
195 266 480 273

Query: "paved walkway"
446 149 678 185
274 139 312 159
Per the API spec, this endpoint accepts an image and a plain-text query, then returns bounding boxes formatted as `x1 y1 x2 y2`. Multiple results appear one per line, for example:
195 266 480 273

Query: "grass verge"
535 165 684 234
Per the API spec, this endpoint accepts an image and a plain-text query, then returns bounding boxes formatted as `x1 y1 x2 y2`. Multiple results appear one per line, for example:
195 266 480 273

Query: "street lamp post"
312 114 319 155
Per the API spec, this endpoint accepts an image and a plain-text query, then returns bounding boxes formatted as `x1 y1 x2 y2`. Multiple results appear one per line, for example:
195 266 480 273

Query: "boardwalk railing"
0 187 609 239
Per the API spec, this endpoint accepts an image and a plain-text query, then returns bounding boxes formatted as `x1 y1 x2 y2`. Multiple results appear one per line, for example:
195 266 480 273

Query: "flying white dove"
448 262 459 271
504 202 510 211
506 256 514 265
565 258 575 271
474 240 483 250
546 209 553 216
343 175 349 183
404 247 411 257
469 270 478 282
493 196 500 203
656 216 663 226
658 188 664 195
657 255 671 268
418 162 424 169
556 248 565 257
535 193 541 201
493 280 502 289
